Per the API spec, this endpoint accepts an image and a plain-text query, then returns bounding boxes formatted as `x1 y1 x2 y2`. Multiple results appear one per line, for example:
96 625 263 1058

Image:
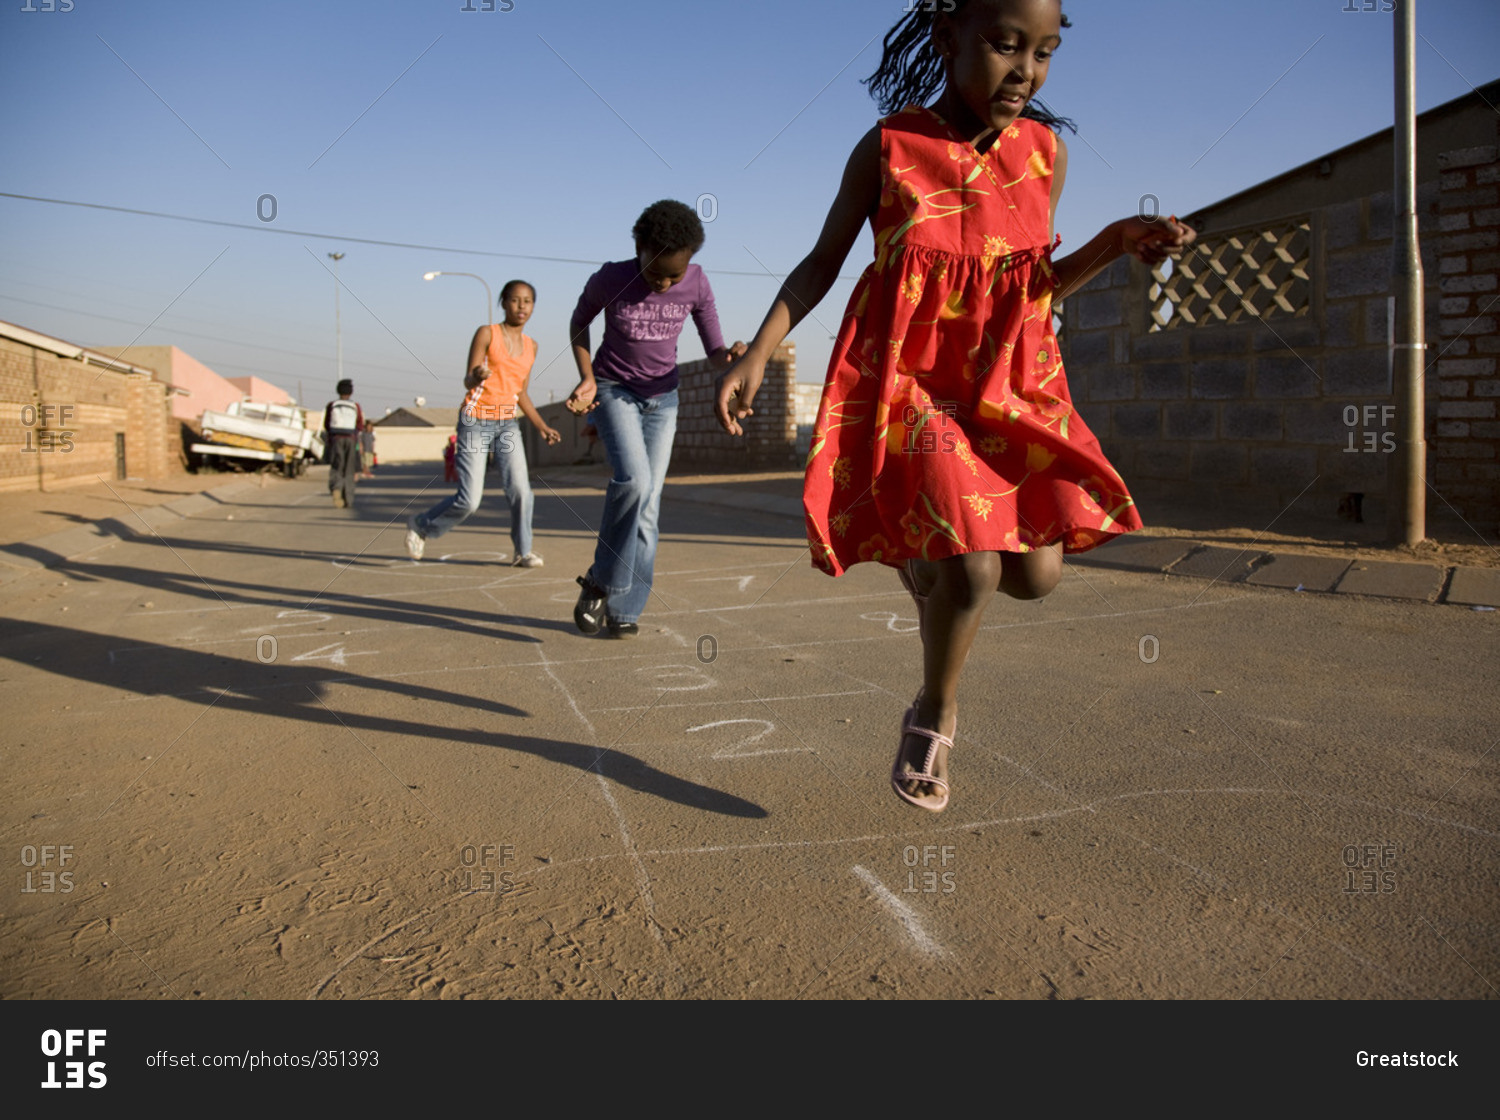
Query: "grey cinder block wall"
527 343 800 471
1059 81 1498 533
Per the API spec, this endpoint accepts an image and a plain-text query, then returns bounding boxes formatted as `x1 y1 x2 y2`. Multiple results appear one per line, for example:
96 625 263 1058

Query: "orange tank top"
462 325 537 421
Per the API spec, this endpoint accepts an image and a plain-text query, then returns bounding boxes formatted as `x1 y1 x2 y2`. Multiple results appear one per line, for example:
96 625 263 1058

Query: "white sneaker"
513 552 544 568
405 516 426 560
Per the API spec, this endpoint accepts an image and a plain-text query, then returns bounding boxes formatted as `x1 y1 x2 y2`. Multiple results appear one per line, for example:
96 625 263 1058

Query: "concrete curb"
539 471 1500 611
0 478 261 584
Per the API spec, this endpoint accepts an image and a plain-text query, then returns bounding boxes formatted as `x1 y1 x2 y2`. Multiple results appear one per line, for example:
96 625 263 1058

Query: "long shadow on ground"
4 619 767 820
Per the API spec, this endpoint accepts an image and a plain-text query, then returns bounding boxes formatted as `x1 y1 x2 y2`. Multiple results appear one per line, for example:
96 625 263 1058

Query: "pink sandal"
891 701 952 813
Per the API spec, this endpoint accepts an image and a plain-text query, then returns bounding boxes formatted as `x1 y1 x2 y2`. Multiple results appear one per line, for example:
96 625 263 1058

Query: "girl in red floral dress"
715 0 1195 812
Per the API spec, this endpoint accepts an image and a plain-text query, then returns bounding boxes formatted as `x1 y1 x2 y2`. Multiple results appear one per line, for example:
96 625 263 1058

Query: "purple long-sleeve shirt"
569 260 726 397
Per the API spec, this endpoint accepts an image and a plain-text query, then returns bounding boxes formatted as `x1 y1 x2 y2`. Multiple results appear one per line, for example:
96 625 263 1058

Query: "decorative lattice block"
1149 218 1312 330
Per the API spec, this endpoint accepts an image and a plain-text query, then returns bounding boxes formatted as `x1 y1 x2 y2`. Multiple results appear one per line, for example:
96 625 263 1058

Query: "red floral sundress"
804 107 1142 576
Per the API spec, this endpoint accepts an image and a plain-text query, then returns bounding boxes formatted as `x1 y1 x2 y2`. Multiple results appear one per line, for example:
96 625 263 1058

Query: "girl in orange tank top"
407 280 561 568
461 303 539 422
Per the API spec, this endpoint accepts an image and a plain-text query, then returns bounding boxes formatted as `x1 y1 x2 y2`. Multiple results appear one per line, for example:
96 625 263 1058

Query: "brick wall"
527 343 800 471
0 335 178 493
1062 196 1439 527
1433 142 1500 527
1055 86 1500 534
1057 176 1500 529
674 343 798 469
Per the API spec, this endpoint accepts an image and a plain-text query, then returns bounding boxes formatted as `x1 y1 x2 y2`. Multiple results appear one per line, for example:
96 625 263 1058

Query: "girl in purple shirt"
566 199 745 637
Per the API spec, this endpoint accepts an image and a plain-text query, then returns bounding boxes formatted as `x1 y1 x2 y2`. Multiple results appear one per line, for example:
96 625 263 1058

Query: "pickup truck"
190 399 325 477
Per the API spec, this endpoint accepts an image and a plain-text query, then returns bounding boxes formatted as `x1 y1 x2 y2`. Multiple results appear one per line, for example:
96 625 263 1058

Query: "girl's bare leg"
999 541 1064 600
896 542 1064 804
896 551 1001 804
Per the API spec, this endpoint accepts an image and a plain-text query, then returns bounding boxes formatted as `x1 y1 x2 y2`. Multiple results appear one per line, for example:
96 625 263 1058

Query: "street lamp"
423 270 493 326
328 251 346 383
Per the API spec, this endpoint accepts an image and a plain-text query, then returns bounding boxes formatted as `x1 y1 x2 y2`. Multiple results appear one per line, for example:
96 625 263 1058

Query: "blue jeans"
414 416 533 557
588 382 678 624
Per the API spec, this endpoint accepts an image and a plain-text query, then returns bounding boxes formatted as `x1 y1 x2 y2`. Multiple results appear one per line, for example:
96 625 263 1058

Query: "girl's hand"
715 356 764 436
1117 215 1196 266
566 377 598 415
539 424 562 446
711 340 748 371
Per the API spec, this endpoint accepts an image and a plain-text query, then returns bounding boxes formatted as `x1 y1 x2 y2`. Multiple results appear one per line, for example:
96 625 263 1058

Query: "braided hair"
862 1 1075 133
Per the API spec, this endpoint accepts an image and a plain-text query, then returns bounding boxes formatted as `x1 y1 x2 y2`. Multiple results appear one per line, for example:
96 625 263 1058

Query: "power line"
0 191 793 278
0 291 431 375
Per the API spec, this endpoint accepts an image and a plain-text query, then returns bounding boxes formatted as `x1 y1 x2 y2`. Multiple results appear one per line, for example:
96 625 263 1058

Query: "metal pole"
329 252 346 384
424 271 492 326
1391 0 1425 545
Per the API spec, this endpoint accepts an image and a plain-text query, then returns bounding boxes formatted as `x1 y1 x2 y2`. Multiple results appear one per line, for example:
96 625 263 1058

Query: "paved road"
2 464 1496 999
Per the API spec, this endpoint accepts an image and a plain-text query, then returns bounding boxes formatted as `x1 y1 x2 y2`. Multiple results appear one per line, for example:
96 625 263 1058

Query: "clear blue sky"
2 0 1497 420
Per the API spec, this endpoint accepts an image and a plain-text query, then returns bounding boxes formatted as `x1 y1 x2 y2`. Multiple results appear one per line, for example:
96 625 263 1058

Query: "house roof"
374 406 459 428
1184 77 1500 223
0 319 157 376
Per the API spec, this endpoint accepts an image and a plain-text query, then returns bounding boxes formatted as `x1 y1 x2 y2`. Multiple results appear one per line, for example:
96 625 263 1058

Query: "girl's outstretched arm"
1047 136 1196 302
566 271 606 414
715 125 881 435
465 325 491 389
516 387 561 445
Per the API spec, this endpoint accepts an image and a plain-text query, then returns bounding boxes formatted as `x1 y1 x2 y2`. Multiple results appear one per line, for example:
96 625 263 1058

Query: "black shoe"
574 574 607 635
606 619 639 639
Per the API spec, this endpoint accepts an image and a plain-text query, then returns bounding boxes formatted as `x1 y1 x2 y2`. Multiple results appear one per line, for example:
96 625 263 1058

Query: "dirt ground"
2 465 1494 1002
0 468 229 548
1129 503 1500 571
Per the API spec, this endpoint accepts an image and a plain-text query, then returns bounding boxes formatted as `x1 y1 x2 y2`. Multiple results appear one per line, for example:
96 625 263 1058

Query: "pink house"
226 376 293 407
84 345 292 421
